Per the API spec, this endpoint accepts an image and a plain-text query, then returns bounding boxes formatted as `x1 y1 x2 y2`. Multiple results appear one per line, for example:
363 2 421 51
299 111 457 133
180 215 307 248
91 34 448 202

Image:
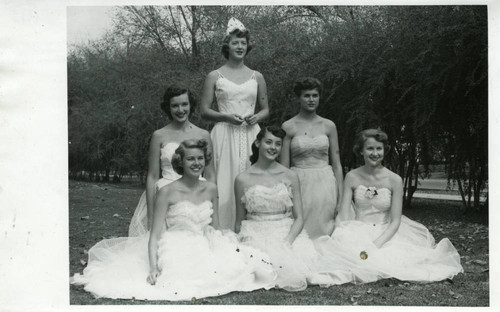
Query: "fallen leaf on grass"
366 288 372 294
80 259 87 266
113 213 120 217
80 216 89 220
471 259 487 265
350 295 361 302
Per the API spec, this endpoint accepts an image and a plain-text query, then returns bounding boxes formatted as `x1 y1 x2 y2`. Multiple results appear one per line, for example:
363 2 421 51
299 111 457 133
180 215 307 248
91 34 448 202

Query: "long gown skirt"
292 165 337 238
211 122 260 231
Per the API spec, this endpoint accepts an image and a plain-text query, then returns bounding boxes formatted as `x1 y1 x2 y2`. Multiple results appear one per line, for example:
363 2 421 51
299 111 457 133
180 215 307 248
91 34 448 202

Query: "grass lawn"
69 180 489 306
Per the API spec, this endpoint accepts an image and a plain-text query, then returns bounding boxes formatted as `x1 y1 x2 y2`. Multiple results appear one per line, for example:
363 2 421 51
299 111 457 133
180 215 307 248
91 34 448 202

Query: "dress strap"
215 70 224 79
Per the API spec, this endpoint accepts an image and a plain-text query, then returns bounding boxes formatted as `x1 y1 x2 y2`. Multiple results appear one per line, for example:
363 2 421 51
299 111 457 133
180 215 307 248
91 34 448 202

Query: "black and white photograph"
0 0 497 311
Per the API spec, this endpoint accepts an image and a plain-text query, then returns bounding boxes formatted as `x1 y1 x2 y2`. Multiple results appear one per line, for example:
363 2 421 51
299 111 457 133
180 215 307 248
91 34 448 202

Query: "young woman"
315 129 463 283
280 77 344 239
200 17 269 231
234 126 346 291
72 140 276 300
129 85 215 236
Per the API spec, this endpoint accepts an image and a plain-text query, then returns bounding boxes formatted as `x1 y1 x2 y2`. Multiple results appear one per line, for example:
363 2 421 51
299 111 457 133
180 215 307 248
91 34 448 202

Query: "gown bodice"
290 135 329 169
242 183 293 221
215 71 258 118
353 185 392 225
160 142 181 181
166 201 213 233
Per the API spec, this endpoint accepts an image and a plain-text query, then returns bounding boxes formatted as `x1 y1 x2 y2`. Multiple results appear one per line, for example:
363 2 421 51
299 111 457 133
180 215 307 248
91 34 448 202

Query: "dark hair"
171 139 212 175
352 129 391 158
221 29 253 59
249 126 286 165
160 84 197 119
293 77 323 97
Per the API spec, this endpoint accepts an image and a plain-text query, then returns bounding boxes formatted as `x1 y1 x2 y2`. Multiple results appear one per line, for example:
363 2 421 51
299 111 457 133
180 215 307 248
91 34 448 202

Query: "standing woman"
200 17 269 230
280 77 344 239
129 85 215 236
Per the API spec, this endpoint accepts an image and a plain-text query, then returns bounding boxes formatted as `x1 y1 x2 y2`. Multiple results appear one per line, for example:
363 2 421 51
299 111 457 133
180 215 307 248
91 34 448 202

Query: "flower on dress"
360 251 368 260
365 187 378 199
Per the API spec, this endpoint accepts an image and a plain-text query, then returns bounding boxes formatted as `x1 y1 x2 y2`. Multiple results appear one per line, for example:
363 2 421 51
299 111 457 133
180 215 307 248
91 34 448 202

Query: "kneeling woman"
234 126 347 291
315 129 463 283
72 139 276 301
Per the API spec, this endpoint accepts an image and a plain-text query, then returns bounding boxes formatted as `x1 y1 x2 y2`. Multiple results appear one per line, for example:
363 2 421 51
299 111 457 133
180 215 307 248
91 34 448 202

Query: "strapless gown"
71 201 276 300
128 142 181 236
238 182 350 291
211 71 260 231
291 135 338 238
315 185 464 283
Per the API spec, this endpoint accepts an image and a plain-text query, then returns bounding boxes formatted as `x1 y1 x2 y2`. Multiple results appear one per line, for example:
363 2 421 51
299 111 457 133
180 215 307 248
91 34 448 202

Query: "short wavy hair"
160 84 197 119
352 129 391 158
293 77 323 97
221 29 253 59
249 126 286 165
171 139 212 175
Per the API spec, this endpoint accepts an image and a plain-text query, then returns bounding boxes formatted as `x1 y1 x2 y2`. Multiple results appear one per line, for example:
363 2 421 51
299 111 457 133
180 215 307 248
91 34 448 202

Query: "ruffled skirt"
71 227 276 300
314 216 463 283
238 218 348 290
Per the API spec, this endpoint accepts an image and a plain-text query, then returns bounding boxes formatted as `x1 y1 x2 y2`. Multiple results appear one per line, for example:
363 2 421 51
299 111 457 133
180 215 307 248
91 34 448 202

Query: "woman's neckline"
355 184 391 192
217 70 255 86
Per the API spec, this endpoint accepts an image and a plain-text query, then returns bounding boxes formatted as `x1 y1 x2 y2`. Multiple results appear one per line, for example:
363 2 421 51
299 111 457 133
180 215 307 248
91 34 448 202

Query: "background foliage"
68 5 487 212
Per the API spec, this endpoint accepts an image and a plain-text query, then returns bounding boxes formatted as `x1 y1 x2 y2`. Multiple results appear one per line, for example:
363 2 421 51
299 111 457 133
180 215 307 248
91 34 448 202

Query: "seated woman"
234 126 346 292
72 139 276 301
315 129 463 283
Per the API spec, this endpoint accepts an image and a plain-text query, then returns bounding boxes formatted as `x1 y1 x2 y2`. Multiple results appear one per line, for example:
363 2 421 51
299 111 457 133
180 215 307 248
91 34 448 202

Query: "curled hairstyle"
221 29 253 59
171 139 212 175
352 129 391 158
160 84 197 119
293 77 323 97
249 126 286 165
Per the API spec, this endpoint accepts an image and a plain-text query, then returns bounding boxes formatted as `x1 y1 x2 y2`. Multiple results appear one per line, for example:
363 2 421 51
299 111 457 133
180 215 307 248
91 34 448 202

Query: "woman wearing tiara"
201 17 269 231
280 77 344 239
315 129 463 283
234 126 351 291
72 139 276 300
128 85 215 236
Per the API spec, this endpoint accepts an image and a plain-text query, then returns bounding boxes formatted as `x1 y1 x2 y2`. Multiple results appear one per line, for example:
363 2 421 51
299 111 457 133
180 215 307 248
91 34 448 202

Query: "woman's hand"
147 268 160 285
226 113 244 125
244 114 258 125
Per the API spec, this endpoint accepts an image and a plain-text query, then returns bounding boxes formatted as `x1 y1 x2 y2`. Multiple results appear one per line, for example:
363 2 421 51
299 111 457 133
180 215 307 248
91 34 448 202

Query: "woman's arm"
372 174 404 248
284 171 304 244
200 71 243 124
244 72 269 125
335 171 355 226
147 187 170 285
209 183 220 229
146 131 162 230
279 121 293 168
327 121 344 210
234 174 247 234
202 130 216 184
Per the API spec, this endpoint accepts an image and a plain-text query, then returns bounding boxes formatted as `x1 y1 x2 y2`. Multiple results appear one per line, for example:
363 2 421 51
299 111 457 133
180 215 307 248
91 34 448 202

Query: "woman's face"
182 148 205 178
228 35 248 60
298 88 320 112
256 131 282 162
361 137 384 167
169 92 190 123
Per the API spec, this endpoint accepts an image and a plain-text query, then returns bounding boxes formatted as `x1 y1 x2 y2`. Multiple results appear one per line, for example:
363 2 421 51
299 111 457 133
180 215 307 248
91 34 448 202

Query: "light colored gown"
290 135 337 238
128 142 181 236
238 182 350 291
315 185 464 283
211 70 260 231
71 200 276 300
